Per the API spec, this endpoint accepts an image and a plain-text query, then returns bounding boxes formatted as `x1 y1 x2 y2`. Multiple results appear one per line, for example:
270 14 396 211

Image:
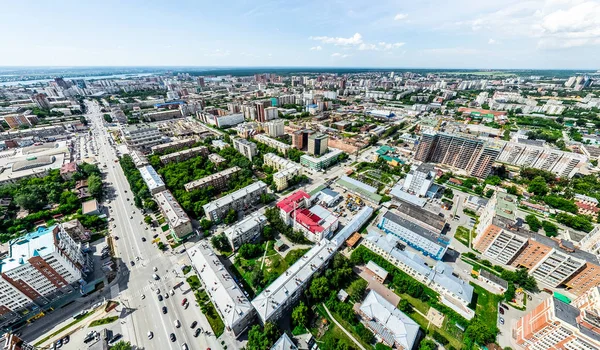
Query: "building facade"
300 148 342 170
159 146 209 164
202 181 267 222
184 166 241 192
154 190 192 239
307 133 329 156
224 212 267 250
253 134 291 155
232 138 258 161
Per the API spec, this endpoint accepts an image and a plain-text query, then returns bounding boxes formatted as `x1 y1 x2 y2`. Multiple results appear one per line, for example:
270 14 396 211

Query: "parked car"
158 295 163 302
162 306 167 314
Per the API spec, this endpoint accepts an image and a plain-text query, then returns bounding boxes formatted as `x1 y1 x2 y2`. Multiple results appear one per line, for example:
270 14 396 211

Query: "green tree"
419 339 437 350
464 318 498 346
528 176 549 196
310 276 330 301
200 219 212 231
210 233 231 253
291 301 308 327
246 323 281 350
110 341 132 350
87 173 103 199
348 279 368 301
398 299 412 313
525 214 542 232
224 208 237 224
144 216 152 225
542 220 559 237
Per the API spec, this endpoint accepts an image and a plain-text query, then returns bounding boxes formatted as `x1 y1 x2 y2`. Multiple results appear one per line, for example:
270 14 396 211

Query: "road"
77 101 223 350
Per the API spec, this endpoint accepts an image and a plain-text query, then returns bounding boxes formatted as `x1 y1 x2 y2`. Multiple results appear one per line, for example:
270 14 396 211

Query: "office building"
151 138 195 154
188 242 255 336
514 291 600 349
300 148 342 170
154 190 192 239
363 230 474 319
265 119 285 137
358 291 420 349
253 134 291 155
214 113 245 128
159 146 209 165
292 129 314 150
475 193 600 295
0 225 87 328
138 165 166 195
263 153 303 191
203 181 267 222
184 166 241 192
224 212 267 250
31 93 51 109
497 141 587 178
232 137 258 161
265 107 278 121
307 133 329 156
414 130 501 178
277 190 339 242
403 163 436 197
121 125 165 150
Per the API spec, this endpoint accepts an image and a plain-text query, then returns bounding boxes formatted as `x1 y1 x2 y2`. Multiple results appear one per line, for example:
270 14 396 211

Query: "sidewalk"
322 303 366 350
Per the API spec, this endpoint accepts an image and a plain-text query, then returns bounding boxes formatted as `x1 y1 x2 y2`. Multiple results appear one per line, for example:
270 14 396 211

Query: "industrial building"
414 130 502 178
253 134 291 155
277 190 339 242
336 176 382 204
202 181 267 222
154 190 192 239
232 137 258 161
300 148 342 170
159 146 209 165
263 153 303 191
224 212 267 250
188 242 255 337
138 165 166 195
143 109 182 122
184 166 241 192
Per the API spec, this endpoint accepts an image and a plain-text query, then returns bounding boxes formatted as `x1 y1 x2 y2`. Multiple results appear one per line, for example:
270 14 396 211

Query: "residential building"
291 129 314 150
403 163 436 197
514 293 600 350
213 113 245 128
121 125 165 150
253 134 291 155
579 226 600 255
62 219 90 243
159 146 209 165
300 148 342 170
208 153 226 166
574 194 600 219
138 165 166 195
60 162 77 180
265 107 278 121
130 150 149 168
154 190 192 239
32 93 51 109
414 130 502 178
363 230 474 319
366 261 388 283
1 332 36 350
255 101 271 122
143 109 182 122
277 190 339 242
188 242 255 337
263 153 303 191
232 137 258 161
202 182 267 222
252 238 338 324
478 269 509 293
3 114 31 129
497 141 587 178
377 203 450 261
336 176 382 204
151 138 195 154
184 166 241 192
264 119 285 137
307 133 329 156
270 334 297 350
81 199 100 215
224 212 267 250
358 290 420 349
0 225 87 328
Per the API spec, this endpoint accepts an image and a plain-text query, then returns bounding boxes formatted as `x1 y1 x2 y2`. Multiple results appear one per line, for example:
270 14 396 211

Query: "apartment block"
264 119 285 137
307 133 329 156
232 137 258 161
263 153 303 191
277 190 339 242
143 109 182 122
208 153 226 166
291 129 314 150
138 165 166 195
151 138 195 154
265 107 278 121
154 190 192 239
224 212 267 250
188 242 255 336
514 293 600 349
579 226 600 255
159 146 209 165
121 125 165 150
202 181 267 222
0 225 87 328
184 166 241 192
253 134 291 155
403 163 436 197
414 130 501 178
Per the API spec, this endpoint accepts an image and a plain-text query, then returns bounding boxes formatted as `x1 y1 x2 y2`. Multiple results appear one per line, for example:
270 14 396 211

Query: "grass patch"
186 275 201 291
182 265 192 275
194 289 225 337
313 304 361 350
470 283 501 331
34 307 99 346
454 226 470 247
89 316 118 327
408 307 464 349
396 293 430 315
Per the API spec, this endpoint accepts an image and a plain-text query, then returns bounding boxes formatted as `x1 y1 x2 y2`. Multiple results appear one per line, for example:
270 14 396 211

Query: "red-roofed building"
276 191 339 242
60 162 77 180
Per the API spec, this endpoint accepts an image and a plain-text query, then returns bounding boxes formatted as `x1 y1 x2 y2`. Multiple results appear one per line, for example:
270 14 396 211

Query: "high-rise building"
307 133 329 156
292 129 314 150
255 101 272 122
514 288 600 349
403 163 436 197
265 106 278 121
197 77 205 87
54 77 69 89
414 130 501 178
265 119 284 137
31 93 51 109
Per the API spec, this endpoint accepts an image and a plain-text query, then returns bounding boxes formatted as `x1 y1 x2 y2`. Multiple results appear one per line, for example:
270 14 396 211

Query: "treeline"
119 155 153 209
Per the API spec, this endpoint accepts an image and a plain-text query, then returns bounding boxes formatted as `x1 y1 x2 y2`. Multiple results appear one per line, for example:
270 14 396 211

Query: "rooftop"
188 242 254 330
224 212 267 241
159 146 208 162
277 190 310 214
0 225 57 273
495 193 517 221
294 205 338 234
553 297 600 343
300 148 343 163
203 181 267 214
336 176 382 203
184 166 241 191
270 333 298 350
154 190 190 228
479 269 509 289
138 165 165 191
393 200 446 231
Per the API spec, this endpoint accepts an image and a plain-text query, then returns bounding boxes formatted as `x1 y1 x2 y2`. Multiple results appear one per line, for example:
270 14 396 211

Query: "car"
158 295 163 301
153 274 159 280
164 293 169 299
174 320 181 328
62 335 69 344
141 237 146 242
181 343 189 350
190 321 198 329
156 288 161 294
499 308 505 315
153 266 158 272
501 303 509 310
126 198 129 201
181 298 188 306
147 331 153 339
153 234 159 239
113 224 116 228
114 236 119 240
162 306 167 314
130 261 135 266
55 339 62 348
109 334 122 343
170 289 175 296
194 328 201 337
499 317 505 325
130 216 133 219
169 333 176 342
124 190 127 193
184 302 189 309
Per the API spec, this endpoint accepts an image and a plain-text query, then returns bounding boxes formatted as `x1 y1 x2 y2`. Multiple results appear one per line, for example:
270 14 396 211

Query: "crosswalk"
119 270 184 302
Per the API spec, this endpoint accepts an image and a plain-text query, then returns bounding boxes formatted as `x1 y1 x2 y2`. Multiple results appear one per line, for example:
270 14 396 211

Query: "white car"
147 332 153 339
153 274 159 280
174 320 181 328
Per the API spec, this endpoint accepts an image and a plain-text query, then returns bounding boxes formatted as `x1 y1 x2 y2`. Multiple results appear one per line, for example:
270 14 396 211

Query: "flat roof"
138 165 165 191
300 148 343 163
383 210 448 247
154 190 190 228
188 242 254 330
160 146 208 162
224 212 267 241
82 199 99 214
394 200 446 231
479 269 509 289
336 176 382 203
366 260 389 280
553 297 600 343
184 166 241 191
203 181 267 214
151 138 194 152
495 193 517 221
1 226 56 273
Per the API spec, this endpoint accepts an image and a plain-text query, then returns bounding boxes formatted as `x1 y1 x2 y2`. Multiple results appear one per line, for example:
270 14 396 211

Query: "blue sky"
1 0 599 69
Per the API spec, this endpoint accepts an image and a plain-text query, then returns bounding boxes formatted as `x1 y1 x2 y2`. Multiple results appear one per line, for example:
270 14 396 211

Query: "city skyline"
1 0 600 69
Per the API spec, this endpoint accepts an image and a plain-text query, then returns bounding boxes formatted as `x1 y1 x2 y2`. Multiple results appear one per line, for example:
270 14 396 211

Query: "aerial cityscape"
2 1 600 350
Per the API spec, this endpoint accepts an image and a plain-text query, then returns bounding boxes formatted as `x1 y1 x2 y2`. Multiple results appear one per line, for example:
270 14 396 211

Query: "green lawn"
313 304 362 350
89 316 118 327
470 283 502 331
408 309 464 349
194 289 225 337
186 275 201 290
396 292 430 314
454 226 470 247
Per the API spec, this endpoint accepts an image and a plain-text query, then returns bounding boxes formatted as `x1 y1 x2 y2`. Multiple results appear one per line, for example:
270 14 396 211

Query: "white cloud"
204 49 230 57
331 52 350 58
488 38 497 44
534 1 600 48
310 33 363 46
394 13 408 21
359 42 405 51
424 47 481 55
310 46 322 51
